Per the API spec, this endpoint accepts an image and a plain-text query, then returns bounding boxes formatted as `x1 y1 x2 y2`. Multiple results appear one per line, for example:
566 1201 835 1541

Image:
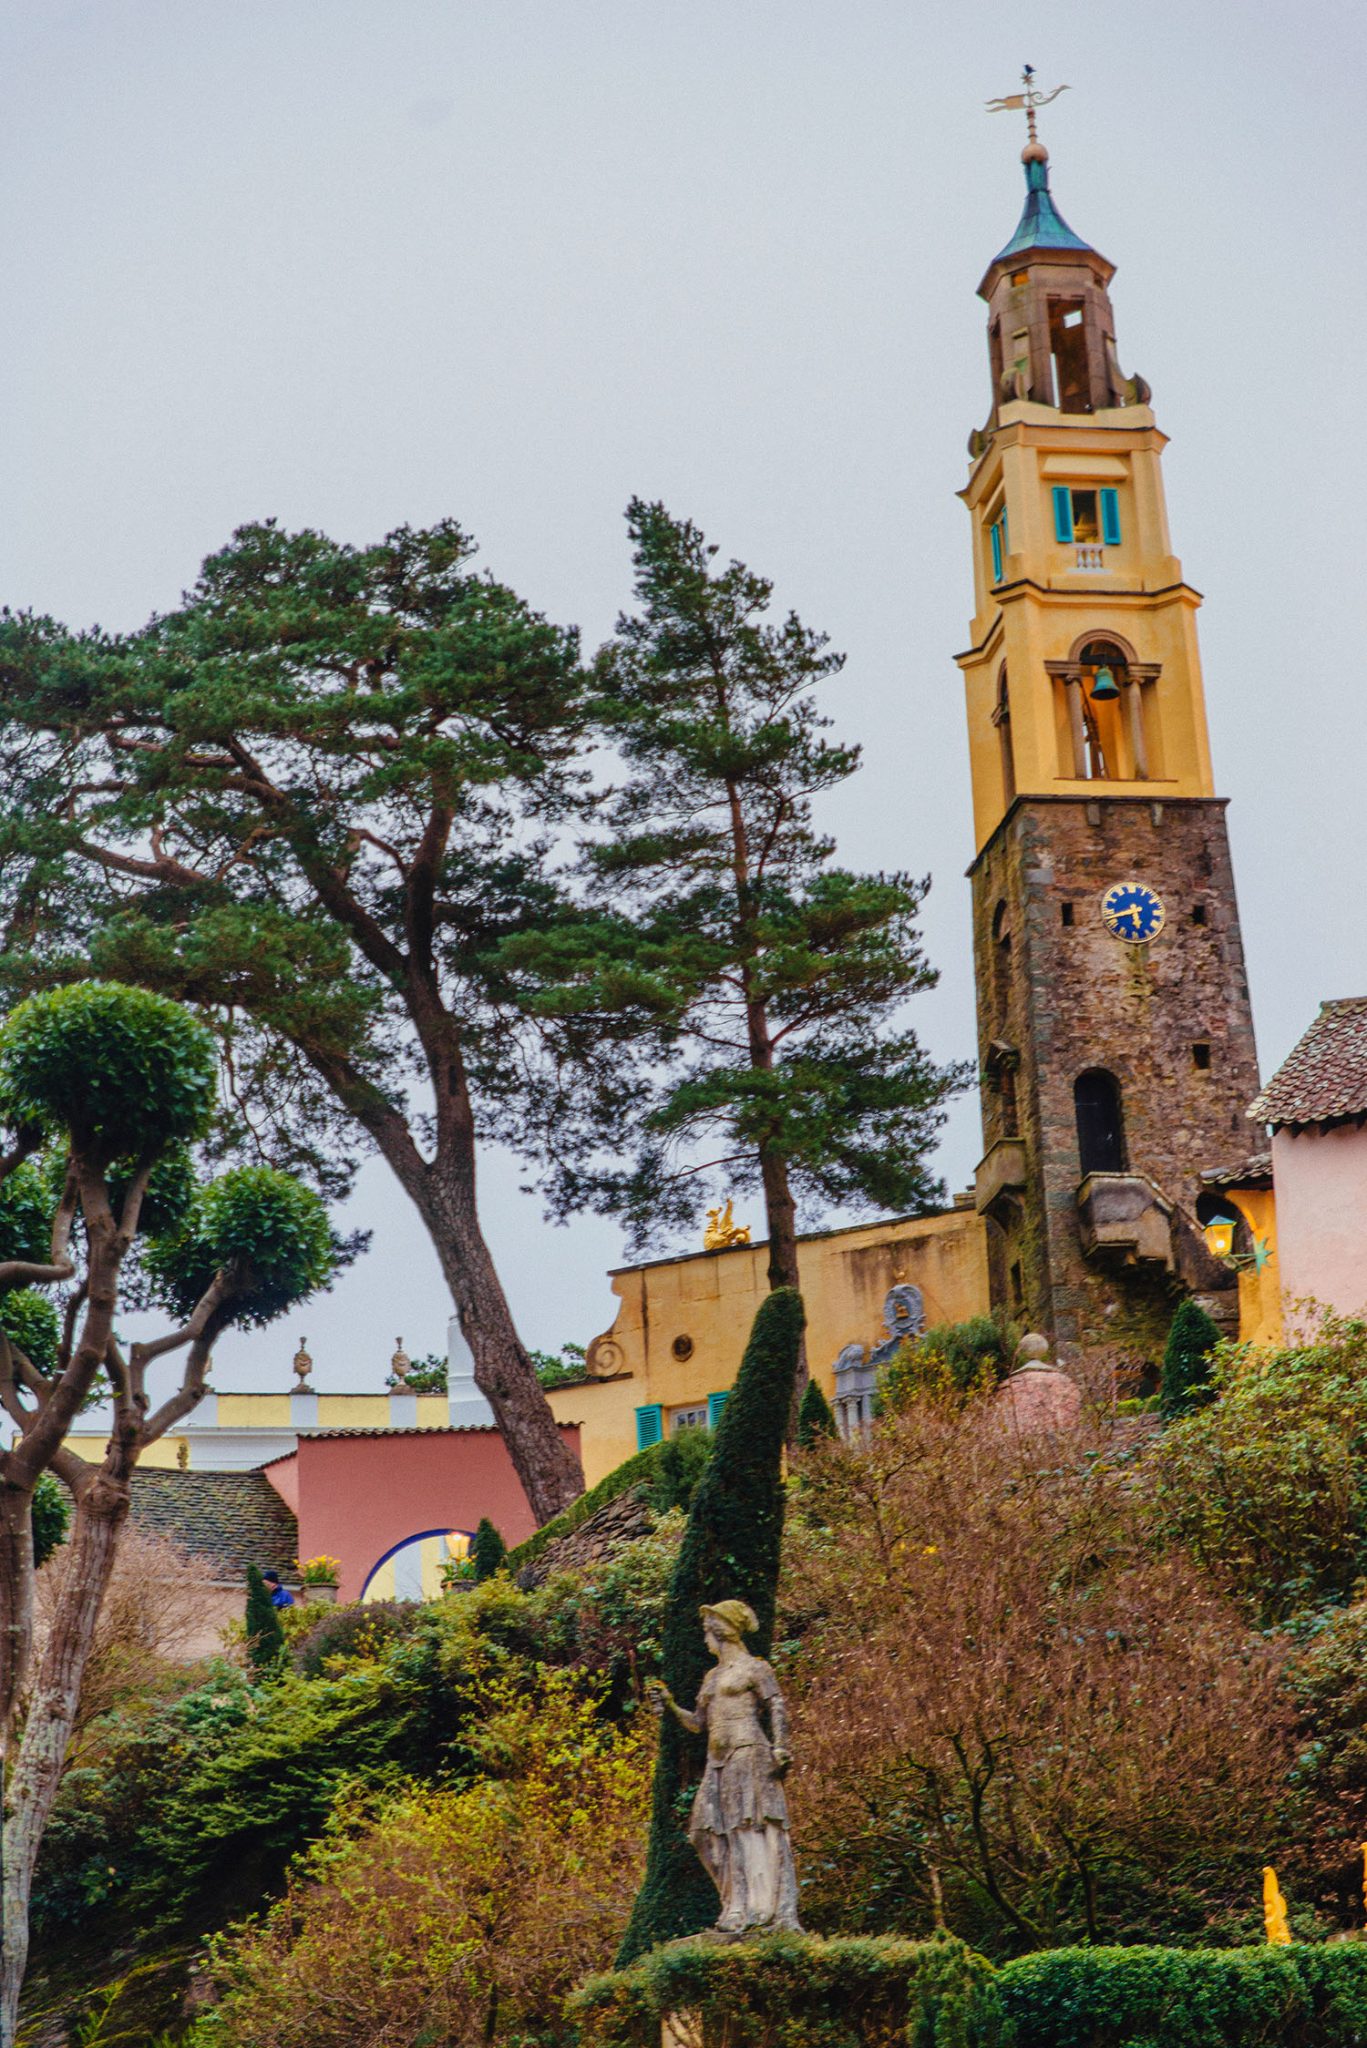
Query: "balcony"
1076 1172 1175 1270
1075 544 1105 570
975 1138 1028 1221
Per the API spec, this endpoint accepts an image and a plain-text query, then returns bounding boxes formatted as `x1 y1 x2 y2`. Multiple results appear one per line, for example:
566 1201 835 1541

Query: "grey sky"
4 1 1362 1394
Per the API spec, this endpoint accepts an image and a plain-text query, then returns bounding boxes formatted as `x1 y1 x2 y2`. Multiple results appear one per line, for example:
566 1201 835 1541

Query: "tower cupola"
978 147 1147 416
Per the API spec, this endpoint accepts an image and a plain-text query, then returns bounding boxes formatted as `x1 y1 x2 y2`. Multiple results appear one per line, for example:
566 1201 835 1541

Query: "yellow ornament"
703 1198 751 1251
1262 1865 1291 1945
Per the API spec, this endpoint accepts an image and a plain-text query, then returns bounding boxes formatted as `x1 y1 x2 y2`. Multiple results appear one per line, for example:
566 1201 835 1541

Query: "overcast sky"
4 1 1362 1394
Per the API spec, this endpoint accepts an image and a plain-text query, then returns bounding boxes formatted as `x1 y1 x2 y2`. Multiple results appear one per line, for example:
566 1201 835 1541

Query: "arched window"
1074 1069 1126 1177
991 900 1012 1023
993 667 1016 805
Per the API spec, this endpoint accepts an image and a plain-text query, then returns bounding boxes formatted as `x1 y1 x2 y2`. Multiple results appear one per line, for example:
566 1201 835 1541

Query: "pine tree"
471 1518 507 1582
244 1564 286 1675
1161 1297 1221 1416
503 502 967 1308
616 1286 804 1964
796 1375 838 1448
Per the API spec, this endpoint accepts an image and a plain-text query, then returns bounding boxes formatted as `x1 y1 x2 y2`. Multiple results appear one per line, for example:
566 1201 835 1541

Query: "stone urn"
300 1581 339 1605
992 1333 1082 1436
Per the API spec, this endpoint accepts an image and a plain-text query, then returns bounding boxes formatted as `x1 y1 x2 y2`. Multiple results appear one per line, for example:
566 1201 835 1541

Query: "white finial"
292 1335 313 1386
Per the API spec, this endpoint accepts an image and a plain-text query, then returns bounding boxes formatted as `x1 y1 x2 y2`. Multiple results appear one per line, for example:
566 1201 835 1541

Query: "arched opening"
360 1526 476 1604
993 666 1016 805
1074 1069 1127 1177
991 899 1012 1024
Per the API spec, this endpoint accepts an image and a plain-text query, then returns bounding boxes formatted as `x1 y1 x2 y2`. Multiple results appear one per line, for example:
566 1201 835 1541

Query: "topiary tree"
616 1287 804 1964
472 1518 507 1582
1161 1298 1221 1417
244 1564 287 1675
796 1378 838 1448
0 981 336 2034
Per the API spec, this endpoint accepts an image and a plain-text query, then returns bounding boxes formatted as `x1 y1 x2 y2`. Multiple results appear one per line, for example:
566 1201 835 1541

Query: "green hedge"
998 1944 1367 2048
573 1940 1367 2048
572 1934 1002 2048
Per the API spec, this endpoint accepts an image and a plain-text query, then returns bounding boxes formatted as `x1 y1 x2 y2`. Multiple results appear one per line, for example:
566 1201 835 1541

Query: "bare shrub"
32 1523 225 1754
783 1402 1293 1953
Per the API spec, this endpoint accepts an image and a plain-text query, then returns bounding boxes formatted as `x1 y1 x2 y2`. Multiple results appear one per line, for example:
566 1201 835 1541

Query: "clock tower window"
1075 1069 1127 1177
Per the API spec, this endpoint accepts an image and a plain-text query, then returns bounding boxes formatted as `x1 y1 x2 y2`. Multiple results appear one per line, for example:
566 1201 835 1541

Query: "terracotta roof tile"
128 1469 298 1585
1249 999 1367 1131
1200 1152 1273 1190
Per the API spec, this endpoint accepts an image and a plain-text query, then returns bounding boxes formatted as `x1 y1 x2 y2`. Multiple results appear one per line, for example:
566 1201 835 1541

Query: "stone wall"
971 793 1260 1358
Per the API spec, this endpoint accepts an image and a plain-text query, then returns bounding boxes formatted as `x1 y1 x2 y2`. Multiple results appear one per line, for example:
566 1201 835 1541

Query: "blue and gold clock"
1100 881 1165 943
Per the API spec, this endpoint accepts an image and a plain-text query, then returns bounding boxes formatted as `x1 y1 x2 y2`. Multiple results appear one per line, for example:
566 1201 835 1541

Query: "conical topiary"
244 1563 286 1675
1161 1297 1221 1416
796 1375 838 1448
616 1286 805 1965
472 1517 507 1581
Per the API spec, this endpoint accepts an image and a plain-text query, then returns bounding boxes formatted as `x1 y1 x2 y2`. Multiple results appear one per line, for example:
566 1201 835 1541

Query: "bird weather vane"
985 64 1070 149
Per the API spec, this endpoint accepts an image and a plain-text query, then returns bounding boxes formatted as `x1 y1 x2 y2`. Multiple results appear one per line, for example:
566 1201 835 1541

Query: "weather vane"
985 64 1070 150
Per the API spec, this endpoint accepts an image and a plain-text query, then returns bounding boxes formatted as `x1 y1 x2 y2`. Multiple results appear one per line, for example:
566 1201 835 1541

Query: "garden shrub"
647 1425 713 1514
618 1287 805 1963
522 1511 683 1705
1161 1298 1221 1416
797 1378 838 1447
191 1668 650 2048
244 1564 285 1674
878 1315 1016 1413
573 1933 1003 2048
1150 1315 1367 1622
289 1598 427 1679
473 1515 508 1580
997 1943 1367 2048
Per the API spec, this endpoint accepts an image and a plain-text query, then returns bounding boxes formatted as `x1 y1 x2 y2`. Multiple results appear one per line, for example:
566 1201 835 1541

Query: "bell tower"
958 105 1260 1360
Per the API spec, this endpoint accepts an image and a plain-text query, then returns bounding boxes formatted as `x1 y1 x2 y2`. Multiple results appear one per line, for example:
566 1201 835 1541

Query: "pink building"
1249 999 1367 1325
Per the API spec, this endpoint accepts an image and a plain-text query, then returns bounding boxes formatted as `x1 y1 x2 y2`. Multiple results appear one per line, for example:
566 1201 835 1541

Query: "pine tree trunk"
758 1149 808 1424
424 1158 584 1524
0 1476 127 2043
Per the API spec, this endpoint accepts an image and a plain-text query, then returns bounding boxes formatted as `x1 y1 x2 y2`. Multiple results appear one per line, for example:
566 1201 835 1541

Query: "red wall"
283 1426 579 1602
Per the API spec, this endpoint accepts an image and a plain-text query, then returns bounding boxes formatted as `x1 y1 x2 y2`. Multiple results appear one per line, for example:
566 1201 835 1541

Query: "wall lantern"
1202 1215 1237 1260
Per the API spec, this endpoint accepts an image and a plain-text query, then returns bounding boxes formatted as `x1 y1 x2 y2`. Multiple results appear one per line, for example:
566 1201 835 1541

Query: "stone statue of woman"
647 1599 803 1937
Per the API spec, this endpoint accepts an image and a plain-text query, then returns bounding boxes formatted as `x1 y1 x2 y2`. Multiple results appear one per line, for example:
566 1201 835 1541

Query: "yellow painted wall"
63 1430 194 1468
317 1394 389 1427
1231 1186 1283 1348
219 1393 292 1427
547 1207 991 1487
62 1388 453 1467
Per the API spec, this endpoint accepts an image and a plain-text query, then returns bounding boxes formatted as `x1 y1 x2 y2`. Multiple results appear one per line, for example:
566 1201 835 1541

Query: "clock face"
1100 881 1165 943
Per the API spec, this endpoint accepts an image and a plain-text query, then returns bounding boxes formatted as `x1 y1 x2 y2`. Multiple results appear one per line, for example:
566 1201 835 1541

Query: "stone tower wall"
971 793 1260 1358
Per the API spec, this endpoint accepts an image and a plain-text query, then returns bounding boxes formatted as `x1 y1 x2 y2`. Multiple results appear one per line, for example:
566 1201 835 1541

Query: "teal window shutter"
1052 487 1074 543
707 1391 729 1430
1100 488 1121 545
635 1403 663 1449
990 520 1003 583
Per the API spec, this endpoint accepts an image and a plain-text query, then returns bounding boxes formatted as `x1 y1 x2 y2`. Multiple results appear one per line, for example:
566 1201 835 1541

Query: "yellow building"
545 1203 989 1488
